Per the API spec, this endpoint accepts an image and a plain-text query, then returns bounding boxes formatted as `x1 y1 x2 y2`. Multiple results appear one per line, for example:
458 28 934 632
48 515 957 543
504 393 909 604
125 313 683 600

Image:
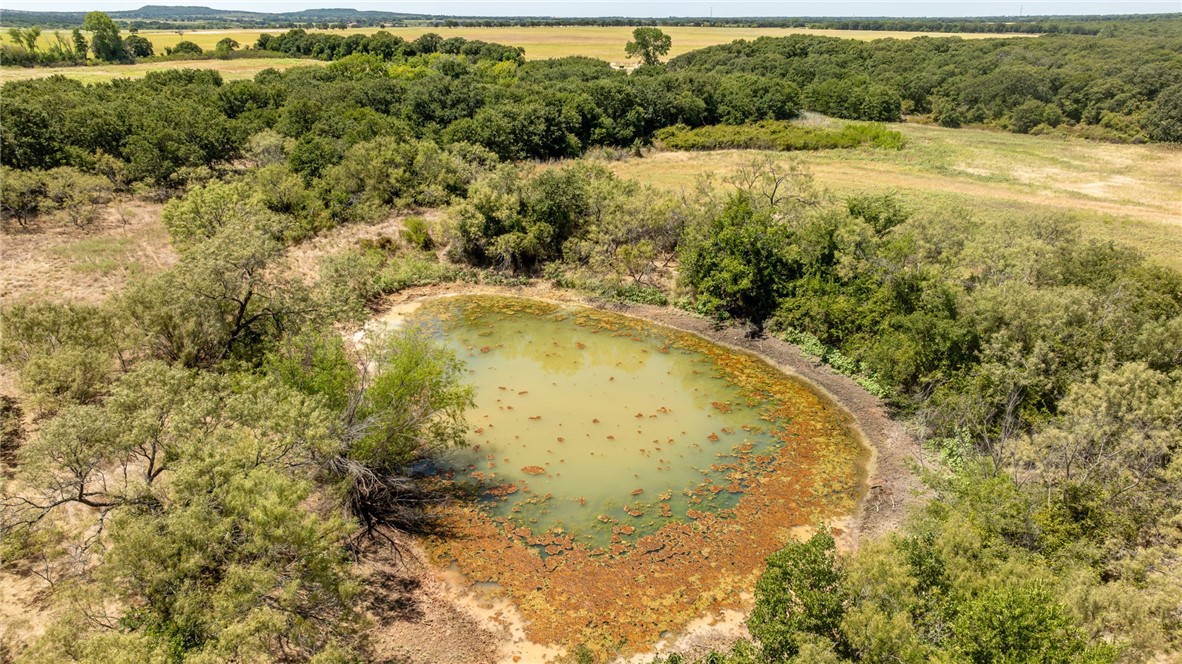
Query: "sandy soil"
355 282 930 663
0 203 173 306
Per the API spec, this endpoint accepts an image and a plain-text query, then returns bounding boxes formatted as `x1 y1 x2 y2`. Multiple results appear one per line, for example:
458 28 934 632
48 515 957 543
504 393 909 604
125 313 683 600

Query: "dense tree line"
0 50 805 188
669 32 1182 140
255 28 524 63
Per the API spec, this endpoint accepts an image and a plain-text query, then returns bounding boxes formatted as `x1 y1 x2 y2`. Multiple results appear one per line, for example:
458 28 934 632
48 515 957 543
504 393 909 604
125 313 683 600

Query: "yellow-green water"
408 296 810 548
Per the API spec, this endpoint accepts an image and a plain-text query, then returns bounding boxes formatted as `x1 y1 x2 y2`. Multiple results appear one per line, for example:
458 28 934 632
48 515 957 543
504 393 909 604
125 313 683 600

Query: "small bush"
402 217 435 251
20 347 113 413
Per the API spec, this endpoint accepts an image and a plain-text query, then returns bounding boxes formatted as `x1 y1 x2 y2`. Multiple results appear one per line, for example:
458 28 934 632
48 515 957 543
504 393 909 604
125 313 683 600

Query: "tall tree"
71 28 88 60
82 11 127 62
625 27 672 66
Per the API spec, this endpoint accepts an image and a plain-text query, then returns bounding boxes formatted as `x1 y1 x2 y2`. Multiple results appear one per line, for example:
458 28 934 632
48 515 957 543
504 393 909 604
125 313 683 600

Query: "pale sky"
2 1 1179 16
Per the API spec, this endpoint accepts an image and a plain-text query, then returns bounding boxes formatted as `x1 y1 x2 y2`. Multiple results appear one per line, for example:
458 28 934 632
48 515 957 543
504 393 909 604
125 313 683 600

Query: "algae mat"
402 296 868 656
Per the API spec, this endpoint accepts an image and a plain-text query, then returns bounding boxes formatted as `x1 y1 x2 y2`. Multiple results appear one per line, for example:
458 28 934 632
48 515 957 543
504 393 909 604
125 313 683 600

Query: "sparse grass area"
1 204 172 305
48 235 143 275
608 122 1182 270
1 25 1030 83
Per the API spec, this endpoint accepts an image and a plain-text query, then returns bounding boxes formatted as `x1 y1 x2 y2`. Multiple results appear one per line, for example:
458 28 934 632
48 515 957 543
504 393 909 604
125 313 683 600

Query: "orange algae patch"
521 466 546 475
428 411 861 658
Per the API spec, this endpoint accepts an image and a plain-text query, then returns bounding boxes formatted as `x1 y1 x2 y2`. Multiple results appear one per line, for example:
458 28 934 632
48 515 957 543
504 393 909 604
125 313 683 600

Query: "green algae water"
404 295 828 549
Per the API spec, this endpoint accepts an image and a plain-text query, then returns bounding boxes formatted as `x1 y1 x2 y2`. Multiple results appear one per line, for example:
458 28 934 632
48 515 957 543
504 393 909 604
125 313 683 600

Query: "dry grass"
3 25 1031 83
0 57 313 83
0 202 173 306
9 25 1032 55
607 122 1182 271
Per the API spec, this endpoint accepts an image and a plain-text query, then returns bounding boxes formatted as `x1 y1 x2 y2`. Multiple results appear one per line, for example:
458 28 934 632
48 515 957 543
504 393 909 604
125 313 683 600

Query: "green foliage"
845 193 910 235
449 162 619 272
0 166 46 226
161 179 277 247
11 364 357 661
1009 100 1063 134
668 32 1182 139
167 40 203 56
625 27 673 66
952 585 1098 663
39 166 113 227
654 121 905 151
402 216 435 250
1022 362 1182 544
120 223 312 367
82 11 126 62
1142 82 1182 142
317 138 492 222
749 532 848 660
346 329 474 474
122 34 153 58
101 455 357 660
264 329 358 413
214 37 240 58
319 245 464 319
679 192 795 324
19 346 113 414
804 77 903 122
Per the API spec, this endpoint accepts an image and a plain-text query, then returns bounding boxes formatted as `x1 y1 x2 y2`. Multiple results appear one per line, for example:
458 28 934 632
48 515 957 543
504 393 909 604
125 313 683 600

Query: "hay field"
123 25 1032 60
2 24 1032 83
0 56 313 83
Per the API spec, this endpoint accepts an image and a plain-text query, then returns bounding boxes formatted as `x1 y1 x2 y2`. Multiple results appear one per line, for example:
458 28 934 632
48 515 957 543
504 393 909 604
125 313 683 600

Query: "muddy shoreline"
359 283 930 663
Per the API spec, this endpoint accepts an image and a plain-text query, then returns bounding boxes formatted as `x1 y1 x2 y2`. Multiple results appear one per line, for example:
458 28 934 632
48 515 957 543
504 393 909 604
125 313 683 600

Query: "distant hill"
0 5 436 28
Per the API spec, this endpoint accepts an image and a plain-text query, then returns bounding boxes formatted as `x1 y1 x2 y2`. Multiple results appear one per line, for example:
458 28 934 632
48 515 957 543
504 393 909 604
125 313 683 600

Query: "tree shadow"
360 570 426 625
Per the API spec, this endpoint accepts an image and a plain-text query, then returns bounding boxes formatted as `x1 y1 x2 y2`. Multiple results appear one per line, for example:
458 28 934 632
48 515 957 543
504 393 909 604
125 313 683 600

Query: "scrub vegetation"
1 15 1181 664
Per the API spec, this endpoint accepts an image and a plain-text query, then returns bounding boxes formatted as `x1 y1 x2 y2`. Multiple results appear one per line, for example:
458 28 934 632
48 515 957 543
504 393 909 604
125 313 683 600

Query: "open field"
0 56 313 82
2 25 1032 83
613 121 1182 271
0 203 172 306
5 25 1035 56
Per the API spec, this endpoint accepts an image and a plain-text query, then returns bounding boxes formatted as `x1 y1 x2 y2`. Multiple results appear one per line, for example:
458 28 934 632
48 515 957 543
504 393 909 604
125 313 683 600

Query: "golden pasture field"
0 57 312 83
117 25 1032 59
2 24 1031 82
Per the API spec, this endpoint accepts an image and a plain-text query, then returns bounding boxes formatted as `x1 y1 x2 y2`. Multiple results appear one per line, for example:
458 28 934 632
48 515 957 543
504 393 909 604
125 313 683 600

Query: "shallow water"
397 294 868 653
409 296 807 548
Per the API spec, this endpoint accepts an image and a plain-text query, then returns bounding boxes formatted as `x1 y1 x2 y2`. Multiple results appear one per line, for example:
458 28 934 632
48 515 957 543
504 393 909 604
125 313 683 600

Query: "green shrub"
749 533 848 660
952 585 1109 663
402 216 435 251
653 121 905 152
19 346 113 413
679 193 795 325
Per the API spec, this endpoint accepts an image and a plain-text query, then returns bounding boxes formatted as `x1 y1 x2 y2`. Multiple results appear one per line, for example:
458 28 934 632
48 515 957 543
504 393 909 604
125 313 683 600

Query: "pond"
390 295 869 656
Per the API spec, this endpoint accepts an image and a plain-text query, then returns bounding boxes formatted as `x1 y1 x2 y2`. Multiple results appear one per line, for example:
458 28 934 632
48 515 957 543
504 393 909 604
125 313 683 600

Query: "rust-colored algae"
410 296 867 661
